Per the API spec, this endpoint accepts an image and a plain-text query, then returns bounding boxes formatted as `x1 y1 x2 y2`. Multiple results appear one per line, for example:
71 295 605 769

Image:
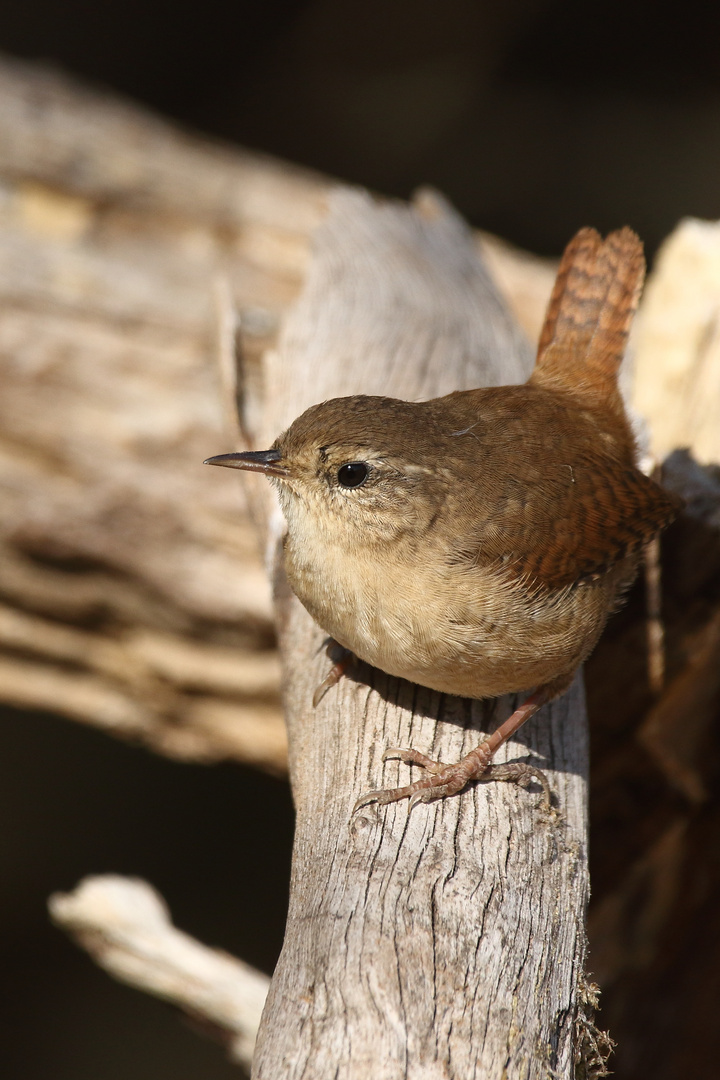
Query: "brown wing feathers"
517 462 680 592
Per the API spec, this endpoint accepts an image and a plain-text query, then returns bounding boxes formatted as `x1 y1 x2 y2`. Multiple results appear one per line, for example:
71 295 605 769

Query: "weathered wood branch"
49 875 270 1071
0 54 327 770
247 188 594 1079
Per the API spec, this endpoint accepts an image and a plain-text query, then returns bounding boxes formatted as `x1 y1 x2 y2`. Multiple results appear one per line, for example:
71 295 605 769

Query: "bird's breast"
283 520 621 699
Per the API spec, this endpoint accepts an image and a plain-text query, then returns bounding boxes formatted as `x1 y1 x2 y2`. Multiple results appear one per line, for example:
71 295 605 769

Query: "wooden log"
247 189 595 1079
0 55 332 771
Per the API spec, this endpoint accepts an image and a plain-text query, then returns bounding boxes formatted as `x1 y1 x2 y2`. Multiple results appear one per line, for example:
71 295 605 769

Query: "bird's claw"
381 746 448 774
313 643 354 707
352 752 478 816
352 739 552 816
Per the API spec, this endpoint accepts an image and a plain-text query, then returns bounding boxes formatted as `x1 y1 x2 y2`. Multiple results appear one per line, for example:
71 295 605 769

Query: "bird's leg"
313 641 355 707
353 685 558 814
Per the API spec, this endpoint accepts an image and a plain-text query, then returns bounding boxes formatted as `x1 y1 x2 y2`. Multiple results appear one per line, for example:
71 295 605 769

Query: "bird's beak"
203 449 289 477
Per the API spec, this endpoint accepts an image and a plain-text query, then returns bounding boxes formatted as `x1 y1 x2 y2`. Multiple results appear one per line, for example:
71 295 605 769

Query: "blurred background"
3 0 720 258
1 2 719 1078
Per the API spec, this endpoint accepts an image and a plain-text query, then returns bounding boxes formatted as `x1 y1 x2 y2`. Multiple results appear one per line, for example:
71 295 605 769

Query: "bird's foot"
353 738 552 814
484 761 553 810
313 642 354 707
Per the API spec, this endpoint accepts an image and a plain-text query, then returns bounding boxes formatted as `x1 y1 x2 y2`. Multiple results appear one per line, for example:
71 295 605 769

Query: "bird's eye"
337 462 369 488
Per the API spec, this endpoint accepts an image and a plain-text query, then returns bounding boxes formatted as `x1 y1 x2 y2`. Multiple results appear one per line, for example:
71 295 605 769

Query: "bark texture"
250 189 592 1080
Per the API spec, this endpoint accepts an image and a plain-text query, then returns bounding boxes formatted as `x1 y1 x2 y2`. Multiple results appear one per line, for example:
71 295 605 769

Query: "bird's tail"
530 226 645 414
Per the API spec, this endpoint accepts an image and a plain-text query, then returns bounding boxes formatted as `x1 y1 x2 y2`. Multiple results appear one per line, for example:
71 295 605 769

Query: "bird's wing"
439 387 681 593
499 456 680 592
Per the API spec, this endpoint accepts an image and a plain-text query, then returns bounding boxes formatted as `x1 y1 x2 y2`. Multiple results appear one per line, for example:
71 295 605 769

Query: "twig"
49 875 270 1071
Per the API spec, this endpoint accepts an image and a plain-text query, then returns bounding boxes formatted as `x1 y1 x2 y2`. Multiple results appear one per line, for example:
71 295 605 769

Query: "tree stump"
247 189 593 1080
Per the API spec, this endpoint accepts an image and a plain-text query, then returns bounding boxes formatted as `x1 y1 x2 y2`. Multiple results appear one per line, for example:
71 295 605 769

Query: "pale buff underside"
283 501 637 700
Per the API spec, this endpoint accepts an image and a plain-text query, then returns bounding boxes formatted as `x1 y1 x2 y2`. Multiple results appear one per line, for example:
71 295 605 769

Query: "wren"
206 227 680 811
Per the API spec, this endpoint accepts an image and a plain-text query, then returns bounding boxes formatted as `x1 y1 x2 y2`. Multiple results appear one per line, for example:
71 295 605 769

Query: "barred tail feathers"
531 227 645 407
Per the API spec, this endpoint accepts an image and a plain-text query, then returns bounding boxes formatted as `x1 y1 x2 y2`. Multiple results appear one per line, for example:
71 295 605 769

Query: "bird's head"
205 395 447 547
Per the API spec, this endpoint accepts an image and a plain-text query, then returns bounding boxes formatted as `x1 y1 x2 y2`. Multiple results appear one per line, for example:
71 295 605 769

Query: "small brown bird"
206 227 680 811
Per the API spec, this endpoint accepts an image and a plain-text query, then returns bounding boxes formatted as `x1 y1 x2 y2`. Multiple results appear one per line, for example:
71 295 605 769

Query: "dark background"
3 0 720 258
1 2 718 1078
